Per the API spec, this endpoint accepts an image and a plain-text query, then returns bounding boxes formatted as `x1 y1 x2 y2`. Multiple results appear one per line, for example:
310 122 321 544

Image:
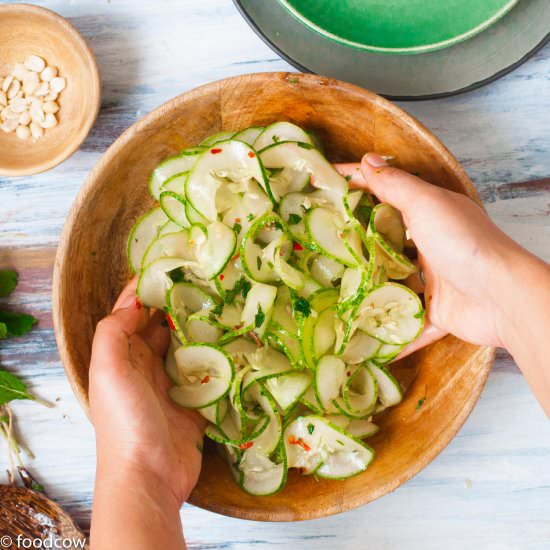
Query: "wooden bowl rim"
0 3 101 176
52 72 494 521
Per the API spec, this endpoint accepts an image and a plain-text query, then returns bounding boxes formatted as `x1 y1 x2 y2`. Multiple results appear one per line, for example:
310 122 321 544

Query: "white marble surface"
0 1 549 548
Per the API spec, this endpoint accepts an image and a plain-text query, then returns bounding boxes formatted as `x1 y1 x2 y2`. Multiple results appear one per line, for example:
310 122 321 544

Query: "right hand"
335 153 530 349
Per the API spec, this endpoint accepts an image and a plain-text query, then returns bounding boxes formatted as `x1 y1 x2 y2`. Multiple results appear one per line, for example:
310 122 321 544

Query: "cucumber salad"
127 121 425 495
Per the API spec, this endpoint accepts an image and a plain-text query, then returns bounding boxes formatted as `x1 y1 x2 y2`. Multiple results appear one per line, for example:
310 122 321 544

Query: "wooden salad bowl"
53 72 495 521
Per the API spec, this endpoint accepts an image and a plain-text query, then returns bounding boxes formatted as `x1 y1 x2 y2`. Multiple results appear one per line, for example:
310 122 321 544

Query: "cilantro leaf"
241 279 251 299
0 368 33 405
254 305 265 329
287 213 302 226
233 222 242 235
247 213 255 222
0 270 18 297
210 302 224 318
256 256 262 271
307 423 315 435
292 296 311 318
0 311 37 337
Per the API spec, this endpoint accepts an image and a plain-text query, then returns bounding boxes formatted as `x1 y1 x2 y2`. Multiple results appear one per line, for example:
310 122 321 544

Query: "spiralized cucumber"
129 123 426 496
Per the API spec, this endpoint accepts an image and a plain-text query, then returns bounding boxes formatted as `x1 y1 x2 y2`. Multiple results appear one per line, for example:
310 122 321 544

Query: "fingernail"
118 293 137 310
364 153 388 168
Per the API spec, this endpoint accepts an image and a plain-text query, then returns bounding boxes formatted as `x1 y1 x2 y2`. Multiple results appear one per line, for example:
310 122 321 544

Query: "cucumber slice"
369 203 406 252
199 397 229 425
264 371 312 414
300 385 323 414
161 171 187 195
339 267 367 310
186 140 272 221
243 346 293 390
168 344 234 408
344 419 379 439
279 192 310 243
149 149 203 200
343 365 378 416
306 207 359 266
232 126 264 146
347 190 363 212
273 251 305 290
253 121 313 151
285 415 374 479
375 343 404 363
357 283 424 345
314 355 346 411
244 382 282 455
239 450 287 496
271 287 298 335
194 221 237 280
141 230 191 268
297 275 323 298
200 130 235 147
241 282 277 338
312 307 337 358
127 207 168 273
257 141 348 213
310 255 345 288
309 287 339 312
185 313 223 344
340 330 380 364
223 337 257 367
159 191 190 228
137 257 186 309
158 220 182 237
368 363 403 407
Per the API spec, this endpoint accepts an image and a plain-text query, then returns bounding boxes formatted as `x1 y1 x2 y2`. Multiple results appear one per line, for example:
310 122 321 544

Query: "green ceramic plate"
278 0 519 54
235 0 549 99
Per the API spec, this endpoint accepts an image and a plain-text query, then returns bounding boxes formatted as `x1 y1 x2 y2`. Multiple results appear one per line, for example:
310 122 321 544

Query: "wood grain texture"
0 0 549 547
0 4 100 176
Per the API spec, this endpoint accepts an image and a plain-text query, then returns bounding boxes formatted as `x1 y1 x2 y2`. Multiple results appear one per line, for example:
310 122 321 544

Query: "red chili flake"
135 298 142 310
234 217 241 223
219 274 225 281
293 242 303 251
231 252 240 261
248 331 263 348
310 174 316 185
247 151 255 158
210 148 222 154
338 232 343 239
166 314 176 331
298 467 307 475
288 435 311 452
346 371 352 377
200 375 210 384
239 441 254 450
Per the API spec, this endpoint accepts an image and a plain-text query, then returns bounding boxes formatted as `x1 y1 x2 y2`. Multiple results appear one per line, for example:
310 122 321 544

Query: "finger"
113 276 140 312
334 162 364 187
359 153 441 212
139 309 170 357
391 322 447 363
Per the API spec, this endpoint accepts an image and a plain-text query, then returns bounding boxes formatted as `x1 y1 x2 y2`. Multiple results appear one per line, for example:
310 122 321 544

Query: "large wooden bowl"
53 72 494 521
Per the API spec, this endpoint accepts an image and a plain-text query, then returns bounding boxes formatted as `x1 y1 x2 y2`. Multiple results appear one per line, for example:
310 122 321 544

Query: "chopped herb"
241 279 251 299
292 296 311 318
297 142 314 150
0 369 34 406
287 213 302 226
414 310 425 319
416 385 428 410
267 261 274 270
307 423 315 435
254 305 265 329
233 222 242 234
168 268 185 283
210 302 224 317
336 439 345 446
256 256 263 271
272 135 280 142
247 213 255 222
30 481 45 493
196 442 203 454
0 270 17 297
288 76 299 84
0 311 37 338
344 175 352 182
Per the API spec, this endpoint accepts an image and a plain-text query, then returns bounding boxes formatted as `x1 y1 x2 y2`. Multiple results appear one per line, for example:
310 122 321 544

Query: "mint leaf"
0 311 38 337
0 368 33 405
0 270 18 297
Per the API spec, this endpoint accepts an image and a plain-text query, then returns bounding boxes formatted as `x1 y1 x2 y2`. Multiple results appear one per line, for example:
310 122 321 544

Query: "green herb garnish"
272 135 280 143
256 256 263 271
0 311 37 338
241 279 251 299
292 296 311 318
307 423 315 435
0 369 34 406
287 213 302 226
344 175 352 182
233 222 242 234
0 270 18 297
247 213 255 222
254 305 265 329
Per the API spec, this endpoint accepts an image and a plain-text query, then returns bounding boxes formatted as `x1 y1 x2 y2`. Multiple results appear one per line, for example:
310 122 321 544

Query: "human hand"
335 153 532 349
89 278 206 506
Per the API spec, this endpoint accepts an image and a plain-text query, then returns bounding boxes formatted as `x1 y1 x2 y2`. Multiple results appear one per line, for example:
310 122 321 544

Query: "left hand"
89 277 206 506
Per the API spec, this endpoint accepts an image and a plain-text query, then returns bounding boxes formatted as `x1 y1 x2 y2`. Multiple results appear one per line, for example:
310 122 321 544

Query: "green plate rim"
277 0 519 54
233 0 550 100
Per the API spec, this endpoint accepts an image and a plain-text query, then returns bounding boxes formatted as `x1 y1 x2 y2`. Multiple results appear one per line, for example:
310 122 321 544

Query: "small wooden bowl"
0 4 100 176
53 73 495 521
